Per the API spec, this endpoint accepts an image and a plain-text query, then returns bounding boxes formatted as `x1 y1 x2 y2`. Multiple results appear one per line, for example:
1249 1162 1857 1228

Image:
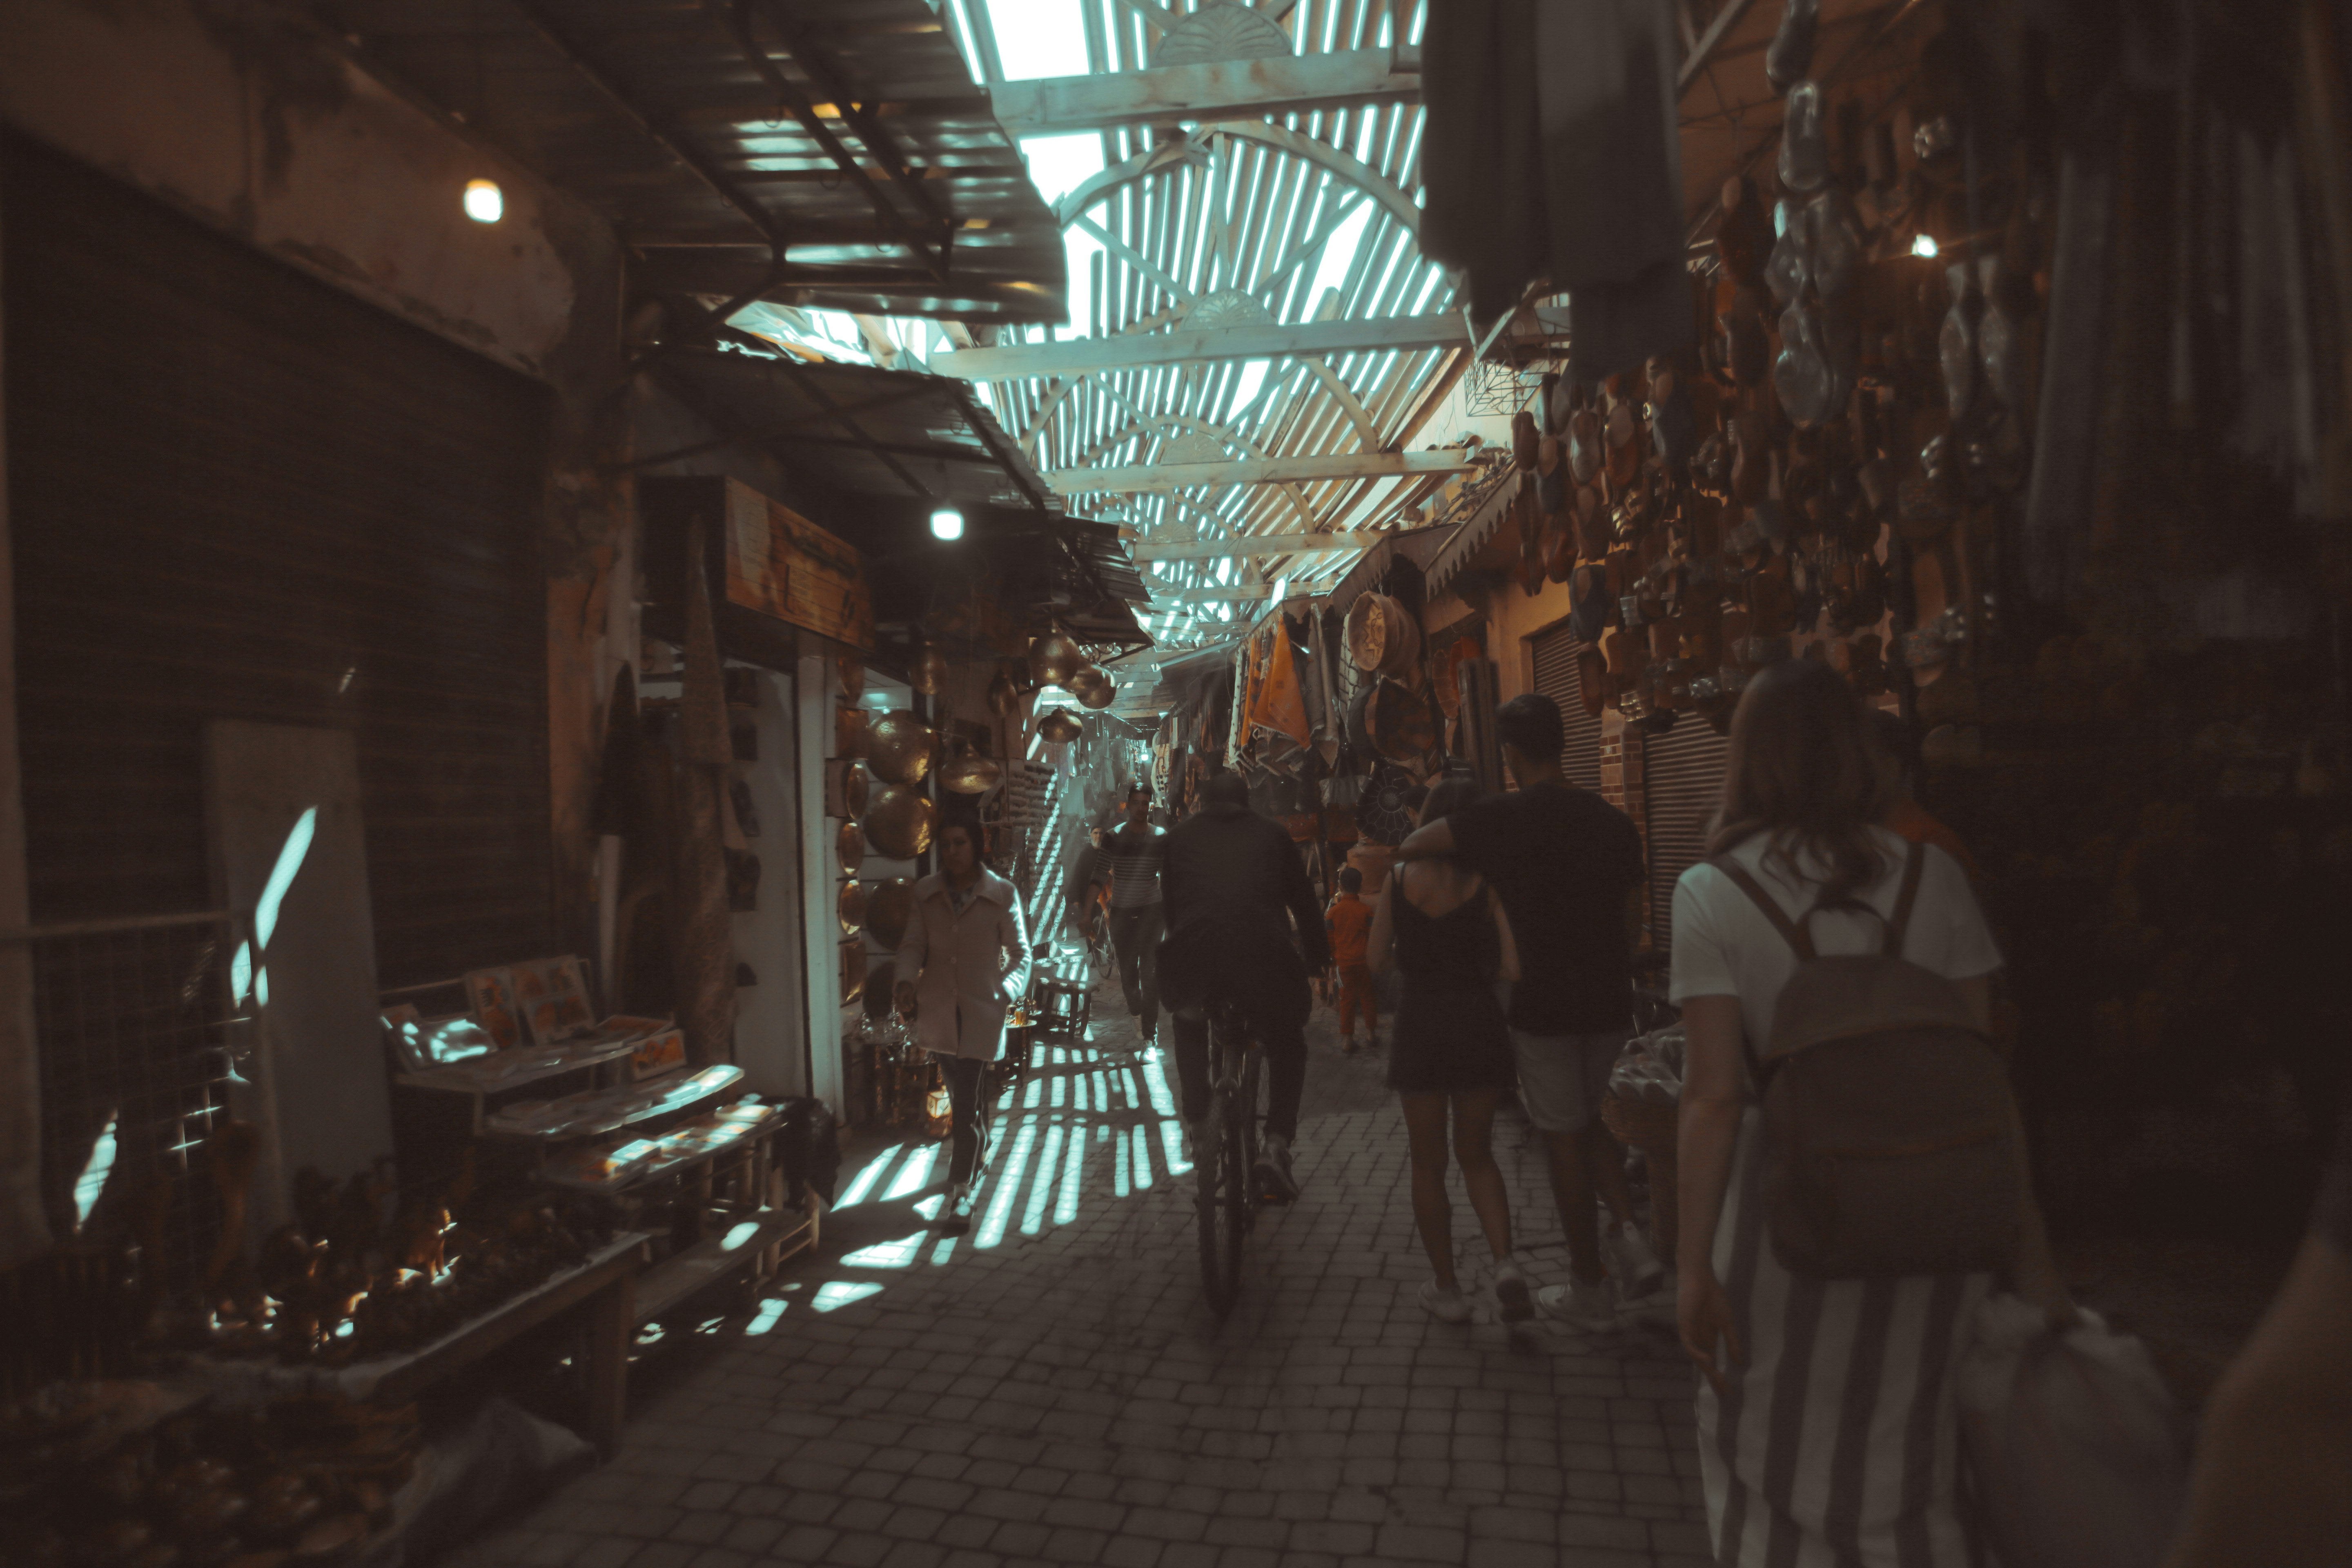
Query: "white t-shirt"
1670 826 2002 1049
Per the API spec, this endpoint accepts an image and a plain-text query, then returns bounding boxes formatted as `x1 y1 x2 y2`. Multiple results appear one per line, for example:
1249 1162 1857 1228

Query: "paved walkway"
456 982 1713 1568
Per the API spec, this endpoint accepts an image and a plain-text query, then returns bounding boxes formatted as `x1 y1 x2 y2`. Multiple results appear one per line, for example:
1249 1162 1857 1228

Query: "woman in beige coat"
893 818 1032 1231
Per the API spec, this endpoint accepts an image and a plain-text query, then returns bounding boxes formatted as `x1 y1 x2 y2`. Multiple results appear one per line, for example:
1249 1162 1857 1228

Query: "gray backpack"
1714 842 2022 1278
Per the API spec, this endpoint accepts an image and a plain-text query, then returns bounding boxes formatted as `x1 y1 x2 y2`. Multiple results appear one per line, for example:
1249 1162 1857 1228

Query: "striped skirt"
1698 1109 1992 1568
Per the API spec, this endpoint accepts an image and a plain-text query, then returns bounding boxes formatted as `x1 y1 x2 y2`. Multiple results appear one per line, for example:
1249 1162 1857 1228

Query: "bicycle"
1193 998 1267 1318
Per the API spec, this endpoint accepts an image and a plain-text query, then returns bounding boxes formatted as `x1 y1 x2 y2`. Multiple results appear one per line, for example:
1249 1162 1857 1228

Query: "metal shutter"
4 136 554 989
1529 624 1605 791
1642 719 1733 951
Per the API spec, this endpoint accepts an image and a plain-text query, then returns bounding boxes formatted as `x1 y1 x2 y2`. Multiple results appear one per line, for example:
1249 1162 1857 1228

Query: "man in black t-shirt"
1395 693 1662 1326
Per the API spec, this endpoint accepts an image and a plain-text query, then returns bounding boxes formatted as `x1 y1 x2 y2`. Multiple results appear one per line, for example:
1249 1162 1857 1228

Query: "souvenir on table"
383 1010 497 1074
464 967 523 1050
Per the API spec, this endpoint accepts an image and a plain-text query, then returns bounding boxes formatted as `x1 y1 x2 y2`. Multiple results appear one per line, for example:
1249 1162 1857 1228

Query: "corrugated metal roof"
329 0 1067 323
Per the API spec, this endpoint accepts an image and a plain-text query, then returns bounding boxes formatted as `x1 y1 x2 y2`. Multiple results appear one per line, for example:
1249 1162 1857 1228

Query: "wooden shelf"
633 1206 819 1325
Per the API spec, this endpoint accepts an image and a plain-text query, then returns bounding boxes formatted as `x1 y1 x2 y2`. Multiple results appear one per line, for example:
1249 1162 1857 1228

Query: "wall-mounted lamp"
463 179 504 224
929 507 965 541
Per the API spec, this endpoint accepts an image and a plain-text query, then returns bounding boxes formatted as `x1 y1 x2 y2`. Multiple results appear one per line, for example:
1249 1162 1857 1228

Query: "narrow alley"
452 990 1710 1568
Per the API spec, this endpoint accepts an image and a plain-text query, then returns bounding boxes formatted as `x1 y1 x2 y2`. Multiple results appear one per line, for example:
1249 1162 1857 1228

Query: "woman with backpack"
1670 660 2072 1566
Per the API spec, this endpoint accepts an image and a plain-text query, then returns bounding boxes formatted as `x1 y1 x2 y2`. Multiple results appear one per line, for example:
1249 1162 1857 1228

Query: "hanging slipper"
1778 82 1831 194
1774 301 1841 428
1807 190 1862 302
1567 405 1603 484
1512 407 1541 470
1577 488 1613 561
1766 0 1820 89
1939 260 1982 425
1766 201 1813 307
1976 253 2022 412
1604 398 1642 490
1537 435 1570 519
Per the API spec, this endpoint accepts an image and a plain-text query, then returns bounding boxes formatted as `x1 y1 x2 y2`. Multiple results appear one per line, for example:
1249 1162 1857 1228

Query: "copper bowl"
864 709 937 784
824 758 869 819
941 748 1004 795
1037 708 1083 745
863 785 935 860
836 818 864 864
840 941 867 1005
864 879 916 951
835 705 869 759
837 881 867 937
1028 632 1083 688
910 645 951 697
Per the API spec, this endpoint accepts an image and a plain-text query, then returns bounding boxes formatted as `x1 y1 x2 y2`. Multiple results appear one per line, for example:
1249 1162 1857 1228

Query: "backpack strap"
1883 840 1928 958
1709 857 1819 961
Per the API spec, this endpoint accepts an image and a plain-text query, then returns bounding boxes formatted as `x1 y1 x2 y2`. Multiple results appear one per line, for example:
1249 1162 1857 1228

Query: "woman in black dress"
1367 777 1526 1322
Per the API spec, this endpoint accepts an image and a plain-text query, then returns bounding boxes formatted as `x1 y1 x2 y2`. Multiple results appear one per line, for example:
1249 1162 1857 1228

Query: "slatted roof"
327 0 1069 323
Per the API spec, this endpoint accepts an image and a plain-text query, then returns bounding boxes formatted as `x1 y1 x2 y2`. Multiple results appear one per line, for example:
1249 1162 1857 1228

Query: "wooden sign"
724 482 875 651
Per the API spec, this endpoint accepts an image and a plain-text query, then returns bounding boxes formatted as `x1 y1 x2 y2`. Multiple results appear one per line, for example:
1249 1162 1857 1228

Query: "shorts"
1508 1028 1631 1134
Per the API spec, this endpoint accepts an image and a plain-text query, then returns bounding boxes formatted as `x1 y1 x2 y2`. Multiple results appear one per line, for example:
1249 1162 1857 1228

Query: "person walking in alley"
1072 785 1167 1041
1160 770 1330 1202
1325 866 1378 1054
1395 694 1664 1327
1670 660 2070 1566
1368 777 1529 1323
895 815 1033 1235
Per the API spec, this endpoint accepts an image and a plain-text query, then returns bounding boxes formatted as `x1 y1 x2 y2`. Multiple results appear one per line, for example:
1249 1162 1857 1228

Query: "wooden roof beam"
935 309 1566 380
989 46 1420 135
1053 450 1479 495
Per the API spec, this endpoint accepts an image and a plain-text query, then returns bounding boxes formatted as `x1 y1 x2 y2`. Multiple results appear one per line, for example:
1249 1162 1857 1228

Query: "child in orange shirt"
1327 867 1377 1054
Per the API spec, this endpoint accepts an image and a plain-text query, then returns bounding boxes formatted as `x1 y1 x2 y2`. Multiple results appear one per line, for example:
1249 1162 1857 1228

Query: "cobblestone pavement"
454 980 1713 1568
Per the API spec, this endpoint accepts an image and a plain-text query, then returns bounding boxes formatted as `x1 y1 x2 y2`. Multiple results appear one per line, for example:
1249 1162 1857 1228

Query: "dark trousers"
1171 1009 1306 1143
1107 903 1164 1034
941 1053 991 1185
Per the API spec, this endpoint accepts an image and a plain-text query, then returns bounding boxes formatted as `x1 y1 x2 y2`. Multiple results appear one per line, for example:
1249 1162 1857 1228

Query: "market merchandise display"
0 1391 425 1568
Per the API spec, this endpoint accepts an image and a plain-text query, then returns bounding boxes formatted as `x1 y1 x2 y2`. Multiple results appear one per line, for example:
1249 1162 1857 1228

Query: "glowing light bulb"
1912 232 1939 258
930 507 965 541
463 179 504 224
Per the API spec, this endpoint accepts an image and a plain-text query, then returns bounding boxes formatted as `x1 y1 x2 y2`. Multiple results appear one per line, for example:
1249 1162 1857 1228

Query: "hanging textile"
1422 0 1691 383
1247 624 1313 745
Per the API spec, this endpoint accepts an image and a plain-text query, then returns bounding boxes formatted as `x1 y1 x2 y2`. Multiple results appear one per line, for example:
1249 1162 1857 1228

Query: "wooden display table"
199 1233 652 1455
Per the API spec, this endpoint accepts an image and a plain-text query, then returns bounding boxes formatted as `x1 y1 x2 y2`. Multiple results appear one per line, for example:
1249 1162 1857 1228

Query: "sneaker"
1253 1133 1301 1203
1492 1261 1534 1323
1607 1224 1668 1299
1538 1274 1618 1330
940 1181 976 1236
1419 1282 1472 1323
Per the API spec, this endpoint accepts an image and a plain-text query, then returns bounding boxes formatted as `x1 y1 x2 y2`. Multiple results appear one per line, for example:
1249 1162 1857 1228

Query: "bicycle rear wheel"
1196 1093 1242 1316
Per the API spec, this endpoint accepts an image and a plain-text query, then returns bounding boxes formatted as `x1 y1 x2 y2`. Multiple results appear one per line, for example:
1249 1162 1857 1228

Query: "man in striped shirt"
1072 785 1167 1040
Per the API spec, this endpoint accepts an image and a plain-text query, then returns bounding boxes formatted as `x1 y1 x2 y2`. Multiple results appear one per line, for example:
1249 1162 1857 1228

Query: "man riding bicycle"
1158 771 1331 1200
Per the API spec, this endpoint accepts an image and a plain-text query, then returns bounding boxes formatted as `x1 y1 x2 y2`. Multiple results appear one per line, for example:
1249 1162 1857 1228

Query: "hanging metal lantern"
1077 672 1117 710
863 784 935 860
864 879 916 951
1068 665 1109 702
910 644 951 697
1037 708 1083 745
986 666 1020 717
1028 630 1083 688
941 746 1004 795
864 709 937 784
